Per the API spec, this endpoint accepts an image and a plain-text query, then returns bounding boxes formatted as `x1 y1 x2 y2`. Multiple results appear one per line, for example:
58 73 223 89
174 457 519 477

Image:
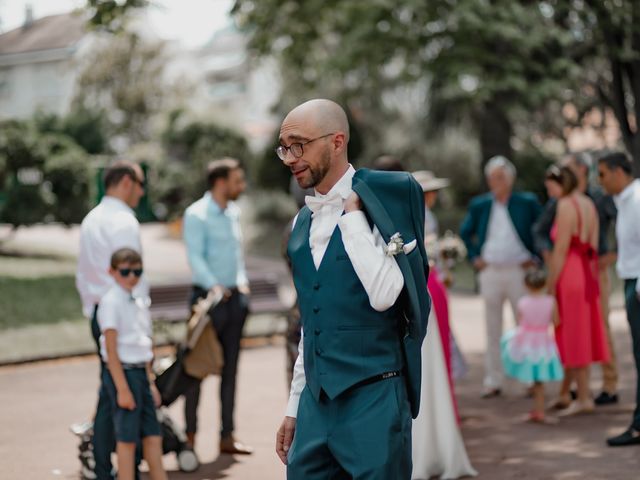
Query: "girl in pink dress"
548 166 610 415
501 268 564 422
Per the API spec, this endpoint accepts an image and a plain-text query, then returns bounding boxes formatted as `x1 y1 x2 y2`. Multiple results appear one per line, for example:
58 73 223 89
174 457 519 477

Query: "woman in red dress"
548 166 610 415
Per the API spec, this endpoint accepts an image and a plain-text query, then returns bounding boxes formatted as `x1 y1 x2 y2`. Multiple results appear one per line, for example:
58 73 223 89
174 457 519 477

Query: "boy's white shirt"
97 283 153 364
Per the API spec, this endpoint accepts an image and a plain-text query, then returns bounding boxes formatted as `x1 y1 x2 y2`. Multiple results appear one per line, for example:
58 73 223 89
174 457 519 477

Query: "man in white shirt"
76 161 146 479
598 152 640 447
274 99 430 479
460 156 542 397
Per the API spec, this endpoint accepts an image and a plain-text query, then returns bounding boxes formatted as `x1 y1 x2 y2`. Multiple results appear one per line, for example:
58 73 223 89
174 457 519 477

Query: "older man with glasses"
460 156 542 398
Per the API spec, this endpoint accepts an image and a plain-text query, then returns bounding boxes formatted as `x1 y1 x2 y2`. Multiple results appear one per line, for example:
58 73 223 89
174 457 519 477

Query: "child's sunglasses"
118 268 143 277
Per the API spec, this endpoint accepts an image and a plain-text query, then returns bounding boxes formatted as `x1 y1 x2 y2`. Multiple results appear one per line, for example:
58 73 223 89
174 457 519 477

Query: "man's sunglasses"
118 268 143 277
128 174 146 188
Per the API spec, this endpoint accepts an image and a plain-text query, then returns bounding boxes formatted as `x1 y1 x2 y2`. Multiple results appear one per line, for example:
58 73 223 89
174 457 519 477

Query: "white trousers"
478 264 526 389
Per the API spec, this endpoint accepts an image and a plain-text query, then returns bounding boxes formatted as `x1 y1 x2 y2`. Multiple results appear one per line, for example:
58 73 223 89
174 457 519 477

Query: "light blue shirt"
183 193 248 290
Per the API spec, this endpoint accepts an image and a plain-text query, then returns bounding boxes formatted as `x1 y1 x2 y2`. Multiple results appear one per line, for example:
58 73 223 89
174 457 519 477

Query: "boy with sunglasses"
97 248 167 480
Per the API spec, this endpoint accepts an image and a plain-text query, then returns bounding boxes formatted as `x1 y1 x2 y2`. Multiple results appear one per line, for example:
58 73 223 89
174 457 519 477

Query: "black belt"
194 285 239 291
346 370 402 393
121 362 147 369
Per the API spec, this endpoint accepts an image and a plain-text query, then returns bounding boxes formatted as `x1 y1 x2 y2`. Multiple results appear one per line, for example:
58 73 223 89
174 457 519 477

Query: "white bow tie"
305 192 344 214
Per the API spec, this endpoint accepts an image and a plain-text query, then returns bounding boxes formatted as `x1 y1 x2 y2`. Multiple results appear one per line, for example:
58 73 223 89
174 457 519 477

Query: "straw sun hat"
411 170 450 192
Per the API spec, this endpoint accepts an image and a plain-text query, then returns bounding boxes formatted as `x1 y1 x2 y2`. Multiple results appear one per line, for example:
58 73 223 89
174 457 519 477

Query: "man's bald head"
284 99 350 142
279 99 351 194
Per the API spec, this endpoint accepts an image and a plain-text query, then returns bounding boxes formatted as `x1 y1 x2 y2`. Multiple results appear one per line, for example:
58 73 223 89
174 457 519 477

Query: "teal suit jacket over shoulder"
352 169 431 418
459 191 542 261
287 168 430 419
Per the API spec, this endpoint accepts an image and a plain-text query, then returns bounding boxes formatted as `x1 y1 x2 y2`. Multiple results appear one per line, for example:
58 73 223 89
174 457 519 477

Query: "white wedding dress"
412 310 477 480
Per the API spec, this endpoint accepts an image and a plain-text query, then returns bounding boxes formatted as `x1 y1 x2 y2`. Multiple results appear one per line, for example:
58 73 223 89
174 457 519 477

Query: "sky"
0 0 234 48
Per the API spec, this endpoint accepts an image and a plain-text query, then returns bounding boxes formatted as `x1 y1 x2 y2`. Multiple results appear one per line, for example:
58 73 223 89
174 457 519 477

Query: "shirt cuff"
197 272 218 290
285 394 300 418
338 210 370 237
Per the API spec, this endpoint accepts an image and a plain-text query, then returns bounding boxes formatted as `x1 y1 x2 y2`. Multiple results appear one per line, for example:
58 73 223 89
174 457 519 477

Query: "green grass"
0 275 83 329
0 252 76 278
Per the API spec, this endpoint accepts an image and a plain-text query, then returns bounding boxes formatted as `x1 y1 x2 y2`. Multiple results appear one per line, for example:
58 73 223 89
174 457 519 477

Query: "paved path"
2 294 639 479
451 294 640 479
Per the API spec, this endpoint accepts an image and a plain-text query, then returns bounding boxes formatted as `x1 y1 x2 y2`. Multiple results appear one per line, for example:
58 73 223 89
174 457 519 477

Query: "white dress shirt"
97 284 153 364
614 179 640 294
285 165 405 418
481 200 531 265
76 196 148 317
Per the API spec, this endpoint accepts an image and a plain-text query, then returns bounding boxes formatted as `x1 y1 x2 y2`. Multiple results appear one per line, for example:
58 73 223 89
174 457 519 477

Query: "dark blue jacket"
460 191 542 261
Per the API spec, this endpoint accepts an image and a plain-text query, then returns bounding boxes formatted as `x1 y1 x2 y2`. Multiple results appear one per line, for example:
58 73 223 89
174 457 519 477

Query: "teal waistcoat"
287 207 404 401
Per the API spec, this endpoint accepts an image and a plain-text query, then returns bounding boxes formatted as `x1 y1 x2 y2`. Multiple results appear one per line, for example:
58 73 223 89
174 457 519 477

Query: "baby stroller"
71 288 225 479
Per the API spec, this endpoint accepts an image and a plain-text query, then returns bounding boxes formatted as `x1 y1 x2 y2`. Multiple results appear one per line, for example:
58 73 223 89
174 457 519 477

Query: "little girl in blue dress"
501 268 564 422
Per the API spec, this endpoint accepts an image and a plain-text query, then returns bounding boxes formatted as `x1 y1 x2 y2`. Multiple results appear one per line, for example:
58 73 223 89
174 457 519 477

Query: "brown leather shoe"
186 432 196 449
219 436 254 455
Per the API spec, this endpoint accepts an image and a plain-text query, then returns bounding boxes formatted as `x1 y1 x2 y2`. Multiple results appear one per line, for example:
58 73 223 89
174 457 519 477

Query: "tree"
85 0 149 33
73 32 167 147
141 113 253 219
233 0 579 169
40 135 92 225
0 121 49 228
0 120 91 229
33 108 110 155
546 0 640 174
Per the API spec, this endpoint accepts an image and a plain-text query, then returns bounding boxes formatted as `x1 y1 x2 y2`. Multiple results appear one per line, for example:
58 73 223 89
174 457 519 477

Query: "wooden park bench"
149 273 288 323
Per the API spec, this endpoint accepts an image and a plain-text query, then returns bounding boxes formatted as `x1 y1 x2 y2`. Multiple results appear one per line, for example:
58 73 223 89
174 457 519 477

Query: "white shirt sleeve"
285 333 305 418
75 247 92 317
338 211 404 311
97 295 119 332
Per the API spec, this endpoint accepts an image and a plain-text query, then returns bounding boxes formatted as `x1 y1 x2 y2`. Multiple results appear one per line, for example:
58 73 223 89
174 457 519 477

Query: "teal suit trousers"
287 377 412 479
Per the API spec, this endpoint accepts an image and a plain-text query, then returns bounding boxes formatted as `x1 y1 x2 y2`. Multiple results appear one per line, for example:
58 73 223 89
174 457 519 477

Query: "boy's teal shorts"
102 367 161 443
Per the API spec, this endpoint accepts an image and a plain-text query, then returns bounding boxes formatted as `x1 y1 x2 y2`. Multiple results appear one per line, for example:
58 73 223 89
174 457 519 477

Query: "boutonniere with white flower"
384 233 404 257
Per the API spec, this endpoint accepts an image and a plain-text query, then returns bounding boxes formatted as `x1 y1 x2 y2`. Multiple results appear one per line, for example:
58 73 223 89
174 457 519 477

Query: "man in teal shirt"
182 158 253 455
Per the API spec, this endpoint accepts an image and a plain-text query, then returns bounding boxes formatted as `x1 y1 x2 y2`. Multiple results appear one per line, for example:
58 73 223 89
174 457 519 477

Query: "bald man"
275 99 430 479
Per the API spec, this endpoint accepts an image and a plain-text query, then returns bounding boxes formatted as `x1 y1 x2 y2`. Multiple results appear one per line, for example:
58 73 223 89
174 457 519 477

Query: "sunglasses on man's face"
128 174 146 189
118 268 143 278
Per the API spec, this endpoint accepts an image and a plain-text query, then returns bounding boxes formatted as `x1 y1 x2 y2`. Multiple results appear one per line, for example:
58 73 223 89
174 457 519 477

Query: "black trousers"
184 286 249 438
624 279 640 430
91 308 141 480
91 309 116 480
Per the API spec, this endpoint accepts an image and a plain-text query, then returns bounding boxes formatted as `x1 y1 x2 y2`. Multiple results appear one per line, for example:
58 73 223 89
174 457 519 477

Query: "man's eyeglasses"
276 133 335 161
118 268 143 277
